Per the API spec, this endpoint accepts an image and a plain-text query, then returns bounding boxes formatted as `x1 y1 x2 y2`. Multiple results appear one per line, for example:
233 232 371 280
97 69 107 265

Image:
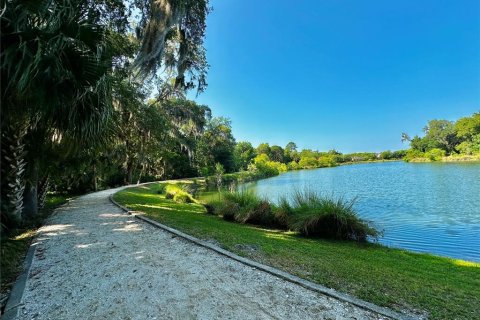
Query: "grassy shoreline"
114 182 480 320
407 154 480 163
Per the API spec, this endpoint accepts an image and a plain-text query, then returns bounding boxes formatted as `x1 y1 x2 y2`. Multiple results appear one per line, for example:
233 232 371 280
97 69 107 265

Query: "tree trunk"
37 175 50 209
22 162 39 220
1 125 27 228
93 163 98 191
125 158 134 185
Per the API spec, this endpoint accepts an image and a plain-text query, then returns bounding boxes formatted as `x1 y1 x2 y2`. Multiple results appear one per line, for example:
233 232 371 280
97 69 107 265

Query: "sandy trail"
14 188 389 319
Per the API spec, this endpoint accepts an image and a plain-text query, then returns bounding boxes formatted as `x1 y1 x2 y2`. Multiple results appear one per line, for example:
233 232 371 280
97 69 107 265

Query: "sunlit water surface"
242 161 480 262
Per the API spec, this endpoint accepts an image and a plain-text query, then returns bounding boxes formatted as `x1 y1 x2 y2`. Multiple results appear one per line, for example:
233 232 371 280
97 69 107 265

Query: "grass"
1 194 69 300
210 188 377 240
164 184 196 203
281 190 379 241
113 182 480 320
220 190 277 226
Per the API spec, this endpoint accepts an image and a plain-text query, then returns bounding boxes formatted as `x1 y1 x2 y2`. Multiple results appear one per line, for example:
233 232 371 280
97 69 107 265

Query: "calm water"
242 161 480 262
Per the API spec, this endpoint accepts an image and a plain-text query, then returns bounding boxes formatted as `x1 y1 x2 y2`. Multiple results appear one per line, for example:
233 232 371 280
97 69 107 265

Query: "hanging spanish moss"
135 0 210 94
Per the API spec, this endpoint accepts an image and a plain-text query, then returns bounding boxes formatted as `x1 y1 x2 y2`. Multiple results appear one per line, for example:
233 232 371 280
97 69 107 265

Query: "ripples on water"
242 161 480 262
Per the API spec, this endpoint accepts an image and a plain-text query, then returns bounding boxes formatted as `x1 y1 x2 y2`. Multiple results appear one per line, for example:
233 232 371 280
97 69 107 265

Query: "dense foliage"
1 0 214 232
402 112 480 161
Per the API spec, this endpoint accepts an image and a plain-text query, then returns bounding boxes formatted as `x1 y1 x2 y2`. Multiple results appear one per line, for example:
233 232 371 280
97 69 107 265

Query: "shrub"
250 154 287 177
237 201 276 226
220 190 279 227
274 196 295 229
425 148 446 161
155 184 166 194
287 190 379 242
203 203 216 215
404 149 425 162
180 182 200 197
299 156 318 168
217 201 240 221
380 150 393 160
173 193 194 203
165 184 195 203
457 135 480 155
287 161 300 170
317 155 337 167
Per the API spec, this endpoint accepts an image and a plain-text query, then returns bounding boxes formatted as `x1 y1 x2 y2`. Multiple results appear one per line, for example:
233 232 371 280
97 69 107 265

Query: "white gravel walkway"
14 188 390 320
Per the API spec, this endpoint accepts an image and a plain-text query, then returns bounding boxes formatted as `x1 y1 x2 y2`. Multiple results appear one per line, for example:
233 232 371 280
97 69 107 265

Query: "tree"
1 0 211 225
1 0 123 219
234 142 256 171
455 113 480 141
285 142 298 153
270 145 285 163
456 134 480 155
380 150 393 160
283 142 297 163
299 156 318 168
401 133 411 143
134 0 210 94
197 117 236 175
423 120 457 153
256 143 271 158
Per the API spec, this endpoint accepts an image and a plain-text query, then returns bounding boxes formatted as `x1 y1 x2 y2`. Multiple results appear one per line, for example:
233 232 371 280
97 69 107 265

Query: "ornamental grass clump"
164 184 196 203
214 190 279 227
287 190 379 242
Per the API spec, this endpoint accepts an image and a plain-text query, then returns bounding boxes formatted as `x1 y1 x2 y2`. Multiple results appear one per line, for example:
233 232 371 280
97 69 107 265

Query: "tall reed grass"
206 188 379 242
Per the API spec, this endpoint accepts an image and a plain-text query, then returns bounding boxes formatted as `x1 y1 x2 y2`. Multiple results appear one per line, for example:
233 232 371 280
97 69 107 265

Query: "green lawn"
114 183 480 320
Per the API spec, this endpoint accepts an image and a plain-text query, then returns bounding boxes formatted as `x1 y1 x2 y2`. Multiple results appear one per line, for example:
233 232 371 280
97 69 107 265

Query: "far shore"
408 154 480 163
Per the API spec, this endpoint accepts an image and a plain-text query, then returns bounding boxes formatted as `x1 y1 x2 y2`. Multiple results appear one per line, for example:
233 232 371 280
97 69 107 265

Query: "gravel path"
15 188 390 320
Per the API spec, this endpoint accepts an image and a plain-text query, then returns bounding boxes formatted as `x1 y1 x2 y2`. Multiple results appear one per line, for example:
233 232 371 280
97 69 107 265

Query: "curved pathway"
11 188 391 319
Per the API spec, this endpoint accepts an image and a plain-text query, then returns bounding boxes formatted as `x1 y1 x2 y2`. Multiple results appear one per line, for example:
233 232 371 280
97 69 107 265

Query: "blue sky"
192 0 480 153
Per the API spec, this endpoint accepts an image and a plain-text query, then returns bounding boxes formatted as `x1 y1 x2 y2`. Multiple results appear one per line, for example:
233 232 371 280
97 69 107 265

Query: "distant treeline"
234 142 405 172
203 143 405 189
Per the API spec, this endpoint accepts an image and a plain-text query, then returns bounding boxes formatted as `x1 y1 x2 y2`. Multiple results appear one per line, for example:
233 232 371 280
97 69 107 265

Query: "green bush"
274 196 295 229
165 184 196 203
287 161 300 170
217 201 240 221
404 149 425 162
203 203 216 215
206 189 379 242
212 190 278 227
287 190 379 242
317 155 337 167
173 193 194 203
456 134 480 155
298 156 318 168
425 148 446 161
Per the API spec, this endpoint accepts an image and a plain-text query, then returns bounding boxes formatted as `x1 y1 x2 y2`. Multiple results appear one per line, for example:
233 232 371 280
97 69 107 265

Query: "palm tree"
1 0 116 220
1 0 211 225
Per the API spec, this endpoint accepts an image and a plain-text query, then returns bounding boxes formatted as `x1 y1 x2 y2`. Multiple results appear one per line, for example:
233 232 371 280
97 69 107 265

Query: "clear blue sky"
192 0 480 153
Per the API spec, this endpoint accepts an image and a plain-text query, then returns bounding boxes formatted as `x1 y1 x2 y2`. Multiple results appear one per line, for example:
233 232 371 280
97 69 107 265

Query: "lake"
242 161 480 262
